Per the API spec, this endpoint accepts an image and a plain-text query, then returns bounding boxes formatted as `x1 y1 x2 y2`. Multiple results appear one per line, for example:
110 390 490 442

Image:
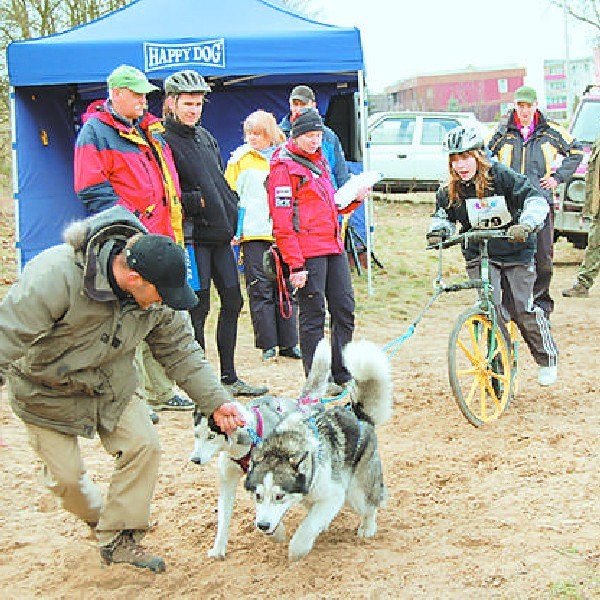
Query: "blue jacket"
279 113 350 189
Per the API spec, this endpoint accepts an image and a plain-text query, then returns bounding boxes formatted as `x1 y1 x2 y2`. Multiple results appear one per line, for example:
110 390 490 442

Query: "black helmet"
164 70 211 95
444 126 484 155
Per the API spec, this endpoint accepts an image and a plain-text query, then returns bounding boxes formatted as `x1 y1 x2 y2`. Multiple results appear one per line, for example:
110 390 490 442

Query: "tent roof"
8 0 364 87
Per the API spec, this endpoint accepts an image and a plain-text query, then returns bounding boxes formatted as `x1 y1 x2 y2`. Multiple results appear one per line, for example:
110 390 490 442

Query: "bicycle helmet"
444 126 484 154
164 70 211 95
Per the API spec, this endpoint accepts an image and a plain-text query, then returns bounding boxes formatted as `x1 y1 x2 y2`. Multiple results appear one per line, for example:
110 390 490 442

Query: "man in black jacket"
488 85 583 317
162 70 267 397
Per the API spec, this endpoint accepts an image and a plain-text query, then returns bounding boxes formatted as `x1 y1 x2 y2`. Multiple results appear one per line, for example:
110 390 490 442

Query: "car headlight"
566 179 586 204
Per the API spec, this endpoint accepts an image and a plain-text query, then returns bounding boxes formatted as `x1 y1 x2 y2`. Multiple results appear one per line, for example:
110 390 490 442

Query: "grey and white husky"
245 339 393 561
189 343 331 559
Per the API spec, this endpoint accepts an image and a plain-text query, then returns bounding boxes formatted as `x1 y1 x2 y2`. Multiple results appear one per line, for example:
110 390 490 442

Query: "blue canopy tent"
8 0 373 287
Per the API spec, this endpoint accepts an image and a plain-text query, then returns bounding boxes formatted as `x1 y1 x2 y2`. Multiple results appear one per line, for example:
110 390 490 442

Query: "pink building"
384 66 526 122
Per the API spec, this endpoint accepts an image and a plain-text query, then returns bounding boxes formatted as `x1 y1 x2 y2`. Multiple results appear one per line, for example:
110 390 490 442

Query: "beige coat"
0 206 228 438
584 134 600 218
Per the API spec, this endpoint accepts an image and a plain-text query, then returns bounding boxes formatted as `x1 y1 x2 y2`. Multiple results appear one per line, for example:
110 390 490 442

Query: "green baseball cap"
107 65 159 94
514 85 537 104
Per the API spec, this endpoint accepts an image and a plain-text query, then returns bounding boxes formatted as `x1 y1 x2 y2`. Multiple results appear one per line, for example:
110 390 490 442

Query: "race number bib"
465 195 512 229
274 186 292 208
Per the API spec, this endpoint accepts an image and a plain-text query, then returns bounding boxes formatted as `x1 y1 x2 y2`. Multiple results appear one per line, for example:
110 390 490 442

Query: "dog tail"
299 338 331 401
343 340 393 426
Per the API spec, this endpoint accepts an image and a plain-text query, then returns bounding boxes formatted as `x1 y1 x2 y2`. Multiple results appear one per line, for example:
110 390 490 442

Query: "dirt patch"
0 202 598 598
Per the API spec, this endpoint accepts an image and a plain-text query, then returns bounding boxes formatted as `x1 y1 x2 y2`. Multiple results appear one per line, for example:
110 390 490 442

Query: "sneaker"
538 365 558 386
224 379 268 397
262 347 277 361
562 282 589 298
100 530 165 573
148 407 159 425
155 394 195 411
279 345 302 359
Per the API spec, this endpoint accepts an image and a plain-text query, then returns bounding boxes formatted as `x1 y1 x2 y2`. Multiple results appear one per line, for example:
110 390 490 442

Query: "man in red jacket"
74 64 194 419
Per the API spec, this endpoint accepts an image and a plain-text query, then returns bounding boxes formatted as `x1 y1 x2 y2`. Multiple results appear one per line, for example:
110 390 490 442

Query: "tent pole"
9 86 21 273
358 70 373 295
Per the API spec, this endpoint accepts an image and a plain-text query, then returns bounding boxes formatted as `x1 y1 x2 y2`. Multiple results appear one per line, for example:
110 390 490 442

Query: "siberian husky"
190 342 331 558
245 339 393 561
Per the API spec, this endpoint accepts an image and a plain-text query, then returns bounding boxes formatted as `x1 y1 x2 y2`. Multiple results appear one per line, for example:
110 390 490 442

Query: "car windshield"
571 100 600 144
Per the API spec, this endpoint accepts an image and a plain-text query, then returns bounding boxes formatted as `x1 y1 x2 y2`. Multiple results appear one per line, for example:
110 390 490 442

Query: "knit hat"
291 107 324 138
514 86 537 104
289 85 316 104
126 234 198 310
107 65 158 94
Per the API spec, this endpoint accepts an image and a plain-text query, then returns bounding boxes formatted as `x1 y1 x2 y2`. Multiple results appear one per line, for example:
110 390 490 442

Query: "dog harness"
231 406 264 473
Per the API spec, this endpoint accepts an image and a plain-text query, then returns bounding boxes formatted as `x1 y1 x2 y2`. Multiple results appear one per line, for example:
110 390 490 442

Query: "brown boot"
562 282 589 298
100 530 165 573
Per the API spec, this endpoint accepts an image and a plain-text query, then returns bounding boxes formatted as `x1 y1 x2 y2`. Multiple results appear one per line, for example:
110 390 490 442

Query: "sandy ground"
0 202 599 599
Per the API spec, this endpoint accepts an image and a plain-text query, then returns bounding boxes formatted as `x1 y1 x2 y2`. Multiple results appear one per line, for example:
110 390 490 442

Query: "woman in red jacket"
268 108 363 391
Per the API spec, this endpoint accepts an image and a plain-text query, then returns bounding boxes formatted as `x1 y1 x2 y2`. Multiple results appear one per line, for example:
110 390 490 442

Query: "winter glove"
426 227 450 246
507 223 533 243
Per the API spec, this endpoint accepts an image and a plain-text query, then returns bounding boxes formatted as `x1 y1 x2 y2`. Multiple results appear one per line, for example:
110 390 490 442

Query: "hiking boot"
148 407 159 425
562 282 589 298
100 530 165 573
155 394 195 411
279 345 302 359
262 347 277 361
325 379 354 398
223 378 268 397
538 365 558 386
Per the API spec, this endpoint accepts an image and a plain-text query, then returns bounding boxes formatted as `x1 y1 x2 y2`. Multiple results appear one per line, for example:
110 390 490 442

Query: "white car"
366 111 485 191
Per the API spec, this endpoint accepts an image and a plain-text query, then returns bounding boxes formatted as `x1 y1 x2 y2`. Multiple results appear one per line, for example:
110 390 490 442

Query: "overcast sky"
314 0 597 98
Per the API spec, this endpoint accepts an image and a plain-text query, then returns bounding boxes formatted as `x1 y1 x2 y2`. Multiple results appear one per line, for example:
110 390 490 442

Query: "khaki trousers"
24 394 160 546
136 342 175 406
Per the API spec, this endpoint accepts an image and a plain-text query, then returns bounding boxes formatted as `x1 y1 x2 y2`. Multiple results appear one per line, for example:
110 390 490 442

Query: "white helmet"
444 126 484 154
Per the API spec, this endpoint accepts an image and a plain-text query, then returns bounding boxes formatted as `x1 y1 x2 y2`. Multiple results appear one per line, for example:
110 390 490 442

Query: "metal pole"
564 0 572 120
358 69 374 295
9 86 21 273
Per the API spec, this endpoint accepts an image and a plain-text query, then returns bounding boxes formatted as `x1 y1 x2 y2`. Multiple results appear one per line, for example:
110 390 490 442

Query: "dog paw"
207 547 226 559
357 515 377 538
288 535 314 561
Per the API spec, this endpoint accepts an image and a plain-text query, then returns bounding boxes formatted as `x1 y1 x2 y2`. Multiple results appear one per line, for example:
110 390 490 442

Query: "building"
544 56 595 122
384 66 526 122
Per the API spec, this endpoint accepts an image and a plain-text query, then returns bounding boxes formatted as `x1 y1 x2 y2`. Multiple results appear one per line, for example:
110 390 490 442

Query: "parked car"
553 85 600 249
366 111 484 191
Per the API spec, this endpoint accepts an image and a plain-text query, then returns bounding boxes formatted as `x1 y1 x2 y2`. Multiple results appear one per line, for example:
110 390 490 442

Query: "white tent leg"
9 86 21 273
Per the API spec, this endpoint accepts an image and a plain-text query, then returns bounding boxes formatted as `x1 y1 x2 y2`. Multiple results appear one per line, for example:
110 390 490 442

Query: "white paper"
334 171 383 208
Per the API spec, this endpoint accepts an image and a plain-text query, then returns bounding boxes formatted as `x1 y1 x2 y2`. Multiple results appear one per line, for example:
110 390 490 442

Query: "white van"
366 111 483 191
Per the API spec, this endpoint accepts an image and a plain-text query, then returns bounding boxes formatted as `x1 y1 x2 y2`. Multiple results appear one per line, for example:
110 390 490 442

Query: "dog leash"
244 406 264 445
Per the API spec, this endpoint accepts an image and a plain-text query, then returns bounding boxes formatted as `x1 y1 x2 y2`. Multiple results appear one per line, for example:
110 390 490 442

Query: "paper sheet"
334 171 383 208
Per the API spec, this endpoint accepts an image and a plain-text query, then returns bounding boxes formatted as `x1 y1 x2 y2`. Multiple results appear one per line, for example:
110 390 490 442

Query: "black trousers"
533 207 554 316
241 241 298 351
188 242 243 384
297 253 355 385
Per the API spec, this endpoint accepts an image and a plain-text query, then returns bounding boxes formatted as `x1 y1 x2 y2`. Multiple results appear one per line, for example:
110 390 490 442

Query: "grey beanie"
291 107 324 138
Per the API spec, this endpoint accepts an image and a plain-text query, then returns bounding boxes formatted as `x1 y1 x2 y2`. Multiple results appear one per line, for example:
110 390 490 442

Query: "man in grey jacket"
0 206 244 573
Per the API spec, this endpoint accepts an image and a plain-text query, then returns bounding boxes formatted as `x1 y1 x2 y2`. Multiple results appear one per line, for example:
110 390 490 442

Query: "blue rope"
245 425 262 445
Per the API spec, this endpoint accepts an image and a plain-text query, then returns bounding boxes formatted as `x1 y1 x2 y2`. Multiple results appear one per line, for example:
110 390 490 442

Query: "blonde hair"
243 110 285 146
447 149 493 206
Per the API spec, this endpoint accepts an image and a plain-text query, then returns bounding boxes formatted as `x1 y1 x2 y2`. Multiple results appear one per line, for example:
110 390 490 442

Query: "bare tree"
549 0 600 33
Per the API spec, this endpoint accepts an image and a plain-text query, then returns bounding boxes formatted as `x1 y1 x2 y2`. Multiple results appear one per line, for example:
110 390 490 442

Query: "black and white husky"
245 339 393 561
189 342 331 559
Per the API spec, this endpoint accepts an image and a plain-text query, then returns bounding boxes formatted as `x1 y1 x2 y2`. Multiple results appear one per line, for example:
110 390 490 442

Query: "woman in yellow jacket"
225 110 301 361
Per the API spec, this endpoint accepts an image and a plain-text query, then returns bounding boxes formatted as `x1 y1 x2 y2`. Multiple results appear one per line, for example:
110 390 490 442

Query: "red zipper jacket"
267 139 343 271
74 100 183 242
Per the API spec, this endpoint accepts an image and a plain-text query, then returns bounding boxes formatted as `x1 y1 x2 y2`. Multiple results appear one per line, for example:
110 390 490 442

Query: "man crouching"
0 205 244 573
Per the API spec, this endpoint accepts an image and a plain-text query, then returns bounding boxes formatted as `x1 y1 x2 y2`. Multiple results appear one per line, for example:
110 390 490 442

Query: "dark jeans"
188 242 243 384
297 253 355 384
241 241 298 350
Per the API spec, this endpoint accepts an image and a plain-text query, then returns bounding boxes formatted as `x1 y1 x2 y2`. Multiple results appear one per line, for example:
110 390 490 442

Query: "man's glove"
507 223 533 243
426 227 450 246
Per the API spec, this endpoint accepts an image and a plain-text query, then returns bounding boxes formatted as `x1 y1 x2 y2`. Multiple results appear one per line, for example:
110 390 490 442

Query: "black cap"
291 107 324 138
289 85 315 103
126 234 198 310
